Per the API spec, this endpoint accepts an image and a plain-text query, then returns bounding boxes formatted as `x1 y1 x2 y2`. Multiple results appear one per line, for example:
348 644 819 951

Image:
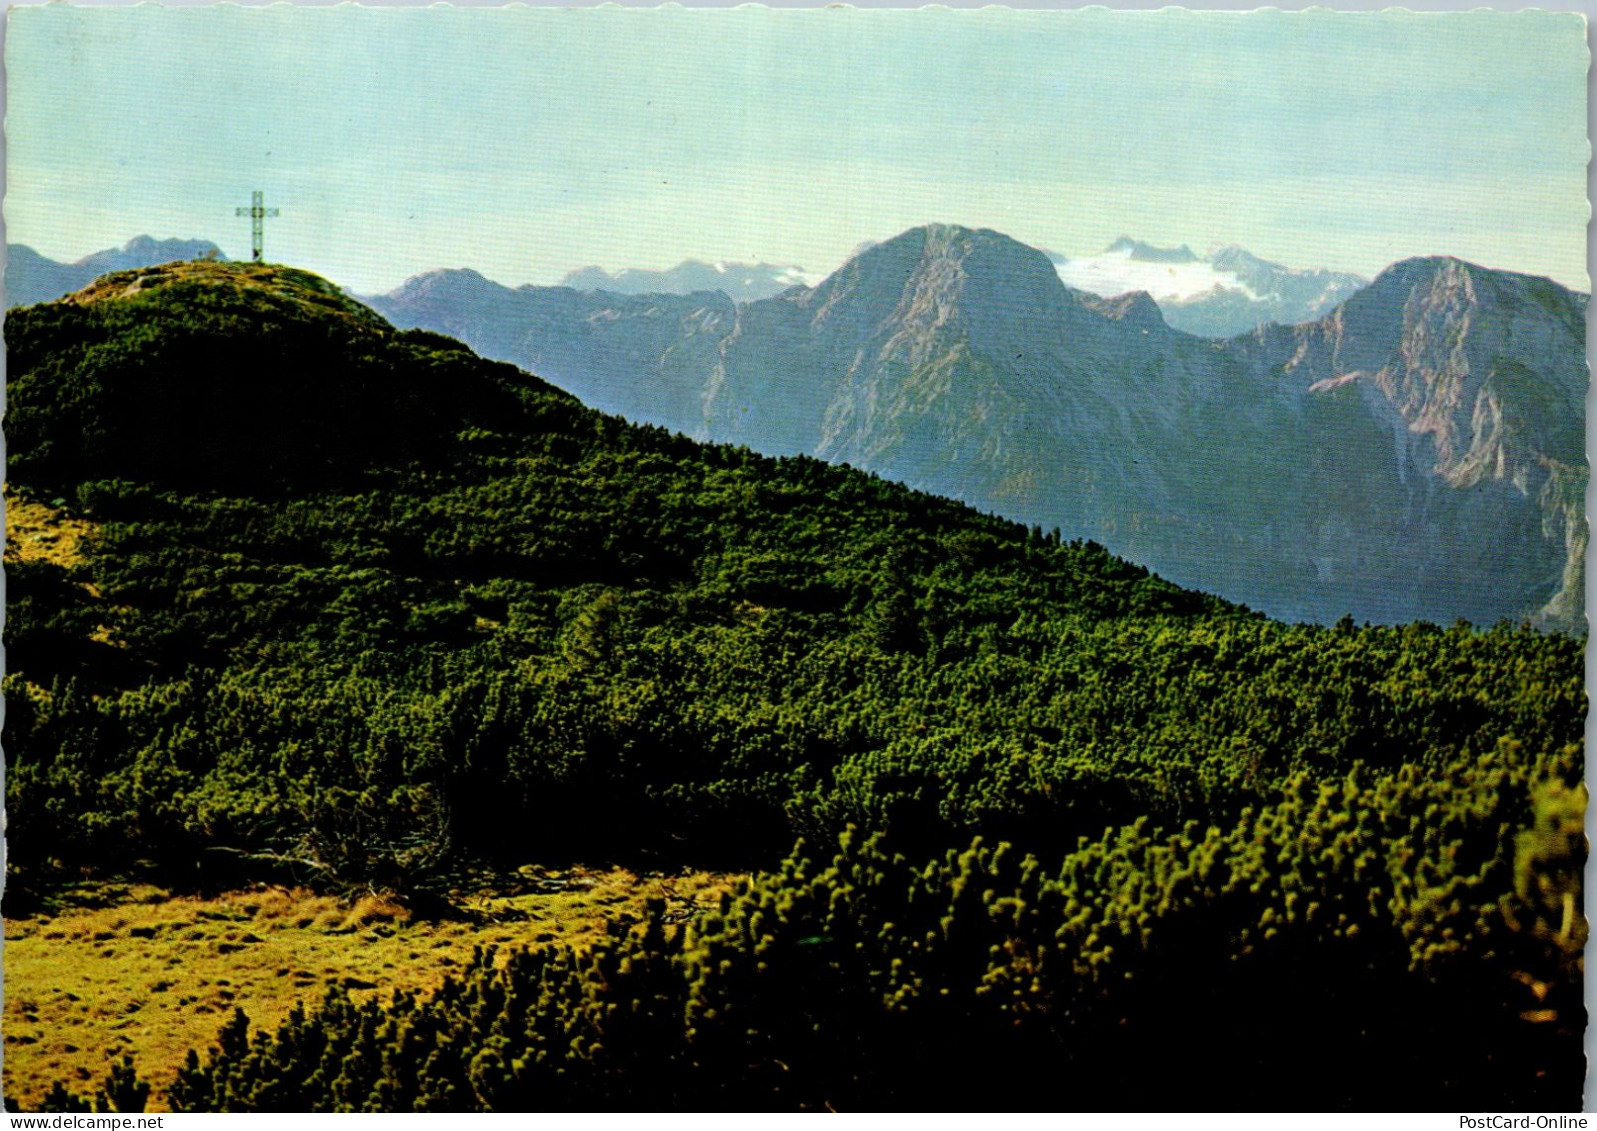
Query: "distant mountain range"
560 260 820 303
1053 238 1369 337
6 236 224 308
6 235 1360 339
367 224 1587 629
565 238 1370 338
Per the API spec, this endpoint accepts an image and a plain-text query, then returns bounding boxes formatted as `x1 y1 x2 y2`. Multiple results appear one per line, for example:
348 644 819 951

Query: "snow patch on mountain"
1055 246 1261 303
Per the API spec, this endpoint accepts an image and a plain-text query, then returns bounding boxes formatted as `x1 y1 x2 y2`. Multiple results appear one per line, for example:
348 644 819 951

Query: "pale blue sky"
5 6 1589 293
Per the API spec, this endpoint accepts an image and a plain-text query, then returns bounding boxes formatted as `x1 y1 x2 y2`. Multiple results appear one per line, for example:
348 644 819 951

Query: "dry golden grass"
65 261 303 307
3 868 734 1110
62 261 390 333
4 490 95 570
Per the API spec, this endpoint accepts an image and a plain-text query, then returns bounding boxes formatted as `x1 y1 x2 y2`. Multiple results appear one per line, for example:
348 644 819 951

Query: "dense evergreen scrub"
36 757 1588 1110
6 263 1585 1109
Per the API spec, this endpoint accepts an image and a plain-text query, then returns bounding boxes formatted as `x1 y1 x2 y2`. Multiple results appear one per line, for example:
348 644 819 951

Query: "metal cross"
235 191 280 262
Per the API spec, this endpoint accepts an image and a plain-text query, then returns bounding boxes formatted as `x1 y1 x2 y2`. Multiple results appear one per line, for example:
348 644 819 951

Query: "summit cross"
235 191 280 262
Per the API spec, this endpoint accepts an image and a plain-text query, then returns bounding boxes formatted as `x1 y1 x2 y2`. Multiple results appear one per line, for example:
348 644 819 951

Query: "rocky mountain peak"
385 267 500 304
1206 245 1266 272
1074 289 1169 333
1329 255 1582 364
1278 254 1588 542
1360 255 1475 299
75 235 225 273
1105 236 1199 263
833 224 1072 317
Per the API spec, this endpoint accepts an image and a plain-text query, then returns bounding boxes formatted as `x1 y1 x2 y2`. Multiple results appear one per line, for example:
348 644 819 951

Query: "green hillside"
5 261 1584 1110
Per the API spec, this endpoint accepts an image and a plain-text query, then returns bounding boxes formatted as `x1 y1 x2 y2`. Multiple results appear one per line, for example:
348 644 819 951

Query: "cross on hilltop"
235 190 280 262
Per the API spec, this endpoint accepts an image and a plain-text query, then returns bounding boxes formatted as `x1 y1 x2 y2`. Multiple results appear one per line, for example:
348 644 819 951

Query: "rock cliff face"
368 225 1587 629
1225 258 1588 625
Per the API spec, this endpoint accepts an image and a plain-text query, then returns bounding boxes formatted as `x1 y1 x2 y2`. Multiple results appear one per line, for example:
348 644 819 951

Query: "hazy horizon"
7 7 1588 295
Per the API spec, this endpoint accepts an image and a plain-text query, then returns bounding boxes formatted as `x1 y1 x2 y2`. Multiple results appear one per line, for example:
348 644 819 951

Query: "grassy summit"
7 260 524 495
60 260 377 318
3 261 1583 1110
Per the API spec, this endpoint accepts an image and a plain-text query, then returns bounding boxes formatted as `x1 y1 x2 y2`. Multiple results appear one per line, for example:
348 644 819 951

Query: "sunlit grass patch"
4 868 734 1110
4 488 96 570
